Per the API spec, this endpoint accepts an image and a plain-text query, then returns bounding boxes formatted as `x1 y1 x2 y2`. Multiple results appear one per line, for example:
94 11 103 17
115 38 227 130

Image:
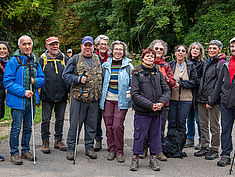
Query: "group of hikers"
0 34 234 172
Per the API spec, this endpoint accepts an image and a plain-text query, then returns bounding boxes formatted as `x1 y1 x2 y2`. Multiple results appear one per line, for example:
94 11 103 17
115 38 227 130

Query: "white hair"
18 35 33 46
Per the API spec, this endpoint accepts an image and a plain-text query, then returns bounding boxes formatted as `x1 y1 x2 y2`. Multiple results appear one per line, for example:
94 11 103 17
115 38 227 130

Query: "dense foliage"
0 0 234 57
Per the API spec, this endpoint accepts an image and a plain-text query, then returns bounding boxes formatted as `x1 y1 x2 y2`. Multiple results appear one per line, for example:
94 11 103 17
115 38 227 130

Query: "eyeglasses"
177 49 186 53
155 47 164 51
114 48 123 52
99 43 108 46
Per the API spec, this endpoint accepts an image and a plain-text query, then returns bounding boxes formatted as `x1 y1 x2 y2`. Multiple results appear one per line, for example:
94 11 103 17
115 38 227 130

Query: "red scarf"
229 56 235 84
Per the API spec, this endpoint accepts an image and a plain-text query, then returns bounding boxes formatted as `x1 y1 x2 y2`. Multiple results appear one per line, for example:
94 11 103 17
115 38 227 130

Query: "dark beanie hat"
0 41 10 53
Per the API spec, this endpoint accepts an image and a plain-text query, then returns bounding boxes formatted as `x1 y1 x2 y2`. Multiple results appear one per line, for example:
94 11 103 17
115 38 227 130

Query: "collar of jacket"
104 56 131 69
45 50 63 60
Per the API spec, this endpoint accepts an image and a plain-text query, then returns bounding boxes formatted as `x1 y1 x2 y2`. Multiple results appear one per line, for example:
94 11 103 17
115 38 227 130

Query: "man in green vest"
62 36 102 160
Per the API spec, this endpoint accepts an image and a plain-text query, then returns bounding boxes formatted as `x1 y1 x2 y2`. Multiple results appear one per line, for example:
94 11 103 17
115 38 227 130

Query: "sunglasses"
177 49 186 53
155 47 164 51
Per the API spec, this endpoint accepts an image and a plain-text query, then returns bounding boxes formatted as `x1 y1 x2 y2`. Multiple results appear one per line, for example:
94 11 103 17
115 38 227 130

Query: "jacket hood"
13 49 36 59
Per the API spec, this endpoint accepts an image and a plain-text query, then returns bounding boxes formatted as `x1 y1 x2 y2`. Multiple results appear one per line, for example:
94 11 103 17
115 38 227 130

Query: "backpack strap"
41 53 66 74
217 59 224 69
41 53 47 71
0 63 4 72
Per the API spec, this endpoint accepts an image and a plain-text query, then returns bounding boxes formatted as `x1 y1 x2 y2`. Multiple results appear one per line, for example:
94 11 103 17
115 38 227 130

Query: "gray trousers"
41 101 67 142
198 103 220 151
67 98 98 151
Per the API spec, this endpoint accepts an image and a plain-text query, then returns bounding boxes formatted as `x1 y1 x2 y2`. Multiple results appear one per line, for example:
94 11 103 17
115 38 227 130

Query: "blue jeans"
220 104 235 157
186 106 201 141
10 106 35 155
168 100 192 133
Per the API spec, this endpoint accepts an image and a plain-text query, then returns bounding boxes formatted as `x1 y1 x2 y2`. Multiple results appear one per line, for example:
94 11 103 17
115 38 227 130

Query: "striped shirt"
108 60 122 94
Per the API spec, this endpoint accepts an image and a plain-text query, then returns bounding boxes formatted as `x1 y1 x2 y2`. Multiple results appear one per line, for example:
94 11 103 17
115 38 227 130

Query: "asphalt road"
0 104 235 177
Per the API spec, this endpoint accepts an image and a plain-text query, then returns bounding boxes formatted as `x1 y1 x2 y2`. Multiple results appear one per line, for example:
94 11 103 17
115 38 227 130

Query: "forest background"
0 0 234 60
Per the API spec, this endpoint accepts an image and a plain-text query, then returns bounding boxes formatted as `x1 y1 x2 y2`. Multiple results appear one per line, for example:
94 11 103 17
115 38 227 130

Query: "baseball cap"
82 36 94 45
67 49 72 53
45 37 59 45
230 37 235 44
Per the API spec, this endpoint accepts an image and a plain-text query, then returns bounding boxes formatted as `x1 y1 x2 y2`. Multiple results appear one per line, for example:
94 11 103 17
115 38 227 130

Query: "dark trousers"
41 101 67 142
95 108 103 140
102 100 127 155
67 98 98 151
0 90 5 119
220 104 235 157
161 106 169 142
133 114 162 154
168 100 192 133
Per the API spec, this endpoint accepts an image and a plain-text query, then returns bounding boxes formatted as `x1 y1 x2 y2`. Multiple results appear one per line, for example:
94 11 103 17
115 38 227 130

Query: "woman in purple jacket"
130 48 170 171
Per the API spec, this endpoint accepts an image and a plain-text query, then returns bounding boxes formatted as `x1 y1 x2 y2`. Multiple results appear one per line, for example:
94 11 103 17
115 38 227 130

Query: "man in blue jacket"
3 35 45 165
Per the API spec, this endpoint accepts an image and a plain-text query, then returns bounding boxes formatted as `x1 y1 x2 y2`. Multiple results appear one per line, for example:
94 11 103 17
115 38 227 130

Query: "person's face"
46 42 59 57
175 46 186 62
208 44 221 58
0 44 9 59
113 44 124 59
19 36 32 57
191 45 201 59
81 42 94 57
230 42 235 56
142 52 155 66
98 39 108 54
67 52 73 58
153 43 164 60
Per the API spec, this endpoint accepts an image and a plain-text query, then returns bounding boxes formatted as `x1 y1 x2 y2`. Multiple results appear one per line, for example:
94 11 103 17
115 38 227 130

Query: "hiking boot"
205 148 219 160
94 139 102 152
21 151 35 161
130 155 139 171
156 152 167 161
184 139 194 148
85 150 97 159
116 154 125 163
10 154 23 165
139 147 148 159
194 147 209 157
194 142 201 150
42 141 50 154
54 140 67 151
149 155 160 171
66 151 74 161
217 155 231 167
107 152 116 160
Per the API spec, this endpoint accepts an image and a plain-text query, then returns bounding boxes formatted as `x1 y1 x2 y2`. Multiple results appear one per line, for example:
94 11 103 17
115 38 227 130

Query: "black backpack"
162 128 187 158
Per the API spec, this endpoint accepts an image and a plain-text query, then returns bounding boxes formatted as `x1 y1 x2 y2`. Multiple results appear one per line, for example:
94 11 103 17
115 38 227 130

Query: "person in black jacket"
130 48 170 171
195 40 225 160
168 45 197 134
0 41 10 163
217 37 235 167
184 42 205 150
39 37 69 154
0 41 9 120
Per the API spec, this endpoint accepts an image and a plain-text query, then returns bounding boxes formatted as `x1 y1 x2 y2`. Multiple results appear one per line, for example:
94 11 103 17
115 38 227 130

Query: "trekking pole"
30 82 36 165
73 101 81 165
29 62 36 165
73 71 86 165
229 151 235 175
